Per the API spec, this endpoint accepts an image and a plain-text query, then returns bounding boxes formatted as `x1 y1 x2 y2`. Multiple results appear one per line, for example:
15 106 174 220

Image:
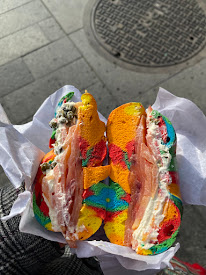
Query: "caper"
59 117 67 124
49 121 57 128
63 107 69 112
51 161 57 168
41 162 51 172
55 147 63 154
67 111 74 120
57 109 64 118
55 146 63 155
71 105 76 113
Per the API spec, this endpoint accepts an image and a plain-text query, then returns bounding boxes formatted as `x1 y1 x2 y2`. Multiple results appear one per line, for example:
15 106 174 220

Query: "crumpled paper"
1 86 206 274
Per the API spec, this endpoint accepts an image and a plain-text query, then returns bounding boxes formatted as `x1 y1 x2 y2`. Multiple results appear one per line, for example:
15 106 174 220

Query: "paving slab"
0 58 34 98
0 104 10 124
0 0 32 15
0 0 50 39
0 166 4 175
0 167 11 188
20 115 34 125
146 57 206 115
42 0 89 34
84 81 120 119
38 17 65 42
23 36 81 79
1 58 98 124
70 29 181 105
176 204 206 266
0 24 49 66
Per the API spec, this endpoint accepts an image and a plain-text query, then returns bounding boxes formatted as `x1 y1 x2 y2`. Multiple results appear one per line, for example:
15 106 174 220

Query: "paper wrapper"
1 86 206 274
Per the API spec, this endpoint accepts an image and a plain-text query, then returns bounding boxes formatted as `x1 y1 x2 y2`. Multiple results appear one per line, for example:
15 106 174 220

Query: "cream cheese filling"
42 193 62 232
41 101 79 232
132 117 171 251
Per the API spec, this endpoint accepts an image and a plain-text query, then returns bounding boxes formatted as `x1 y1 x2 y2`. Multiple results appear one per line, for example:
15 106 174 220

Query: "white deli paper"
1 86 206 274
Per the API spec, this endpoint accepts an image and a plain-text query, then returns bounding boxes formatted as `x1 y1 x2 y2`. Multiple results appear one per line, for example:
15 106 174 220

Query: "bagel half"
33 91 110 247
105 103 182 255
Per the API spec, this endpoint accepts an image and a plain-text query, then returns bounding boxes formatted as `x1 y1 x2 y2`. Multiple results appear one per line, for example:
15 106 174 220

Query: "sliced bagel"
33 91 110 247
105 103 182 255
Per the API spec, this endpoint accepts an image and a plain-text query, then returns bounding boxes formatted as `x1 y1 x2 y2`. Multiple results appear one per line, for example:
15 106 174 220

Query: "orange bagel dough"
78 92 106 149
107 103 146 194
169 183 181 199
42 149 56 163
83 166 110 189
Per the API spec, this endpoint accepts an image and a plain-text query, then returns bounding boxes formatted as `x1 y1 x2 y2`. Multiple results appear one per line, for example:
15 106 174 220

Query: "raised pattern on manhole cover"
91 0 206 67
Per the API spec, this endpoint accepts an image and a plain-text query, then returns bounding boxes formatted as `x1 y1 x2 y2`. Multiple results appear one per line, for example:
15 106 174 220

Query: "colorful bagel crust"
33 94 182 255
33 92 110 246
105 103 182 255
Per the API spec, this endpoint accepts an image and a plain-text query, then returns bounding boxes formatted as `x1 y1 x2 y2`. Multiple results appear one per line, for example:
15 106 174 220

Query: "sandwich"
33 91 110 247
104 103 183 255
33 93 182 255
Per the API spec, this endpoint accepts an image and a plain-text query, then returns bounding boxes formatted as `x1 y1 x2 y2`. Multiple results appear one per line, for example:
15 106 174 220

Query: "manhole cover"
88 0 206 68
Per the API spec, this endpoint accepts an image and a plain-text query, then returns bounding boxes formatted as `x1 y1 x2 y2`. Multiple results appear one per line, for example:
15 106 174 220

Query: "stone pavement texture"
0 0 205 269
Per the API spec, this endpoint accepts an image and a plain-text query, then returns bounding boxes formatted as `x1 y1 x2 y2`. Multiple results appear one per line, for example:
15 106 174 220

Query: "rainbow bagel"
104 103 182 255
33 91 110 247
33 94 182 255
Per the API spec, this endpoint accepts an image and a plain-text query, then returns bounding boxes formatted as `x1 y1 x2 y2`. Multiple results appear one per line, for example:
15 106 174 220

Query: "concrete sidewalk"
0 0 205 268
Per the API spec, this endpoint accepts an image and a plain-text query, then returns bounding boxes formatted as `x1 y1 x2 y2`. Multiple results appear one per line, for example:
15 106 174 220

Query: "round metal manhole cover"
87 0 206 68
